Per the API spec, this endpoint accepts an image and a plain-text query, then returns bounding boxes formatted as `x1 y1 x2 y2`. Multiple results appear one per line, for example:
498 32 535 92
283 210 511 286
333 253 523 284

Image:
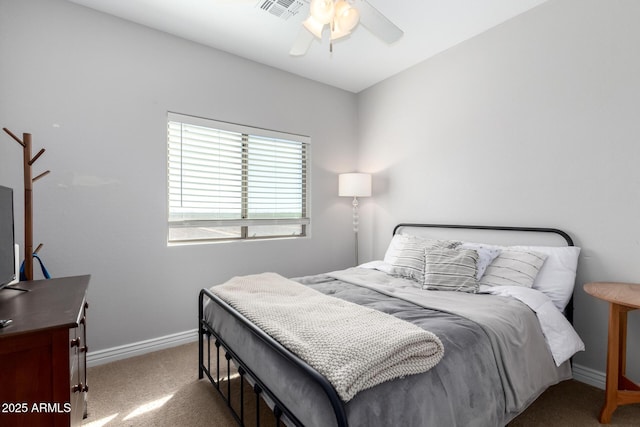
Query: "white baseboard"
572 363 605 390
87 329 198 367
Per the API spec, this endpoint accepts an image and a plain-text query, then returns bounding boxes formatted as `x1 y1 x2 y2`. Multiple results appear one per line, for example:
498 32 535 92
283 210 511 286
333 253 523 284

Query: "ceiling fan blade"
356 0 403 44
289 28 316 56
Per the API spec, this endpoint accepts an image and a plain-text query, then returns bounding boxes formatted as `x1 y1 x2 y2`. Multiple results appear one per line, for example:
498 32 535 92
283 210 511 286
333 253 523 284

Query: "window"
167 113 310 243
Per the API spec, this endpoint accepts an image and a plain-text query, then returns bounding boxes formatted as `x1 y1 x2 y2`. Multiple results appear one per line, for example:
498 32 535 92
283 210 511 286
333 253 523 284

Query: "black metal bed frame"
198 289 348 427
198 223 575 427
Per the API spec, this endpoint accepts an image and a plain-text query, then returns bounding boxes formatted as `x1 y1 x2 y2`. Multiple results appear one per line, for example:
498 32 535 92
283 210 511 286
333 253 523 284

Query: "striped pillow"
422 248 479 293
386 235 459 283
479 250 547 288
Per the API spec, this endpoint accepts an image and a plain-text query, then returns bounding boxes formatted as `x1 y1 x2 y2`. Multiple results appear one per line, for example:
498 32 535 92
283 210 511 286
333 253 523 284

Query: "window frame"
167 112 311 244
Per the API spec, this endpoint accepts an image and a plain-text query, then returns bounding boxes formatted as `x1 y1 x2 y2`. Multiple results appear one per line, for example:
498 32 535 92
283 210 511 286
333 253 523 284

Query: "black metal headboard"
393 223 574 246
392 223 575 323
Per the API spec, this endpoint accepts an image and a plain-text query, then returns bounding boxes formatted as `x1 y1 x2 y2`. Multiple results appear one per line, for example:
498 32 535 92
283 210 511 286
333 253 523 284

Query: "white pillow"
479 250 547 288
459 242 501 279
510 245 581 312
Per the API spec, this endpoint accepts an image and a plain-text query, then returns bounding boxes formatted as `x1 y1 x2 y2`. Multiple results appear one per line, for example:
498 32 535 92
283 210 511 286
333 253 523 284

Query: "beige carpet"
82 342 640 426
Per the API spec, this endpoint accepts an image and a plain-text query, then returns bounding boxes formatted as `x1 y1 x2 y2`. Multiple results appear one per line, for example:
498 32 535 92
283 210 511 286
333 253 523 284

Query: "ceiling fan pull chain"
330 17 334 53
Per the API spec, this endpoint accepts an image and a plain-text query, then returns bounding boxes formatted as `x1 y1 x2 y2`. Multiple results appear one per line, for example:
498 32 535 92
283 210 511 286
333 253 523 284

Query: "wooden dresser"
0 275 90 427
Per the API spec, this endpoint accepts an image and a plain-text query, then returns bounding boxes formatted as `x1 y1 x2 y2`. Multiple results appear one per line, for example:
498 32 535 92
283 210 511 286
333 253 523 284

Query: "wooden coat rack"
3 128 50 281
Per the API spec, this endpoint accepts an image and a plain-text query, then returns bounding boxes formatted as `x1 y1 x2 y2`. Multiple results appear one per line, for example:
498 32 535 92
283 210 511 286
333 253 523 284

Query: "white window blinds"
167 113 310 243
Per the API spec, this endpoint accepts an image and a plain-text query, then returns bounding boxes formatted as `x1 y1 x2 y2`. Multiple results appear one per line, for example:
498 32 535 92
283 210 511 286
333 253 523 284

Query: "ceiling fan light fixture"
309 0 335 24
334 1 359 32
303 15 325 39
330 26 351 40
291 0 402 56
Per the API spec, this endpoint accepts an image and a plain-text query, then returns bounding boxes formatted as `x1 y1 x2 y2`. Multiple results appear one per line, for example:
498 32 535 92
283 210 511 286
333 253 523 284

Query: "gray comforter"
204 267 572 427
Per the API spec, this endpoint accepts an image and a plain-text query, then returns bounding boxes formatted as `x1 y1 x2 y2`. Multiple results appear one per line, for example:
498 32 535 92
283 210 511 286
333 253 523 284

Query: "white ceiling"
66 0 549 93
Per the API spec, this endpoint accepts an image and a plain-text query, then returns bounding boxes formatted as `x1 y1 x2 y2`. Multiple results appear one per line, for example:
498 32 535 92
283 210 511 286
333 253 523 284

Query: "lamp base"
352 196 359 265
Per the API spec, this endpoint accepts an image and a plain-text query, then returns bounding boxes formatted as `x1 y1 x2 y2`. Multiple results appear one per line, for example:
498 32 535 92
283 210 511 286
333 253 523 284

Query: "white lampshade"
339 173 372 197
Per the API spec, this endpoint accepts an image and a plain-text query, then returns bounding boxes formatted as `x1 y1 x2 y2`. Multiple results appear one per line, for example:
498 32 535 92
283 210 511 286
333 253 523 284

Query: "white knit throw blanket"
210 272 445 402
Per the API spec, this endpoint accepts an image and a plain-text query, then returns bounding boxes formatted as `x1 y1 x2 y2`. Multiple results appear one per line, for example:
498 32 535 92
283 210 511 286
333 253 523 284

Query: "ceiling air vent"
257 0 307 20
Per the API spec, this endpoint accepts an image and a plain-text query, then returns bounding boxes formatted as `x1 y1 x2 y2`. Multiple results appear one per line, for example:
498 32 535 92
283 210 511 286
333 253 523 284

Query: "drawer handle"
81 345 88 353
70 337 81 348
85 302 89 310
80 316 86 325
72 383 89 393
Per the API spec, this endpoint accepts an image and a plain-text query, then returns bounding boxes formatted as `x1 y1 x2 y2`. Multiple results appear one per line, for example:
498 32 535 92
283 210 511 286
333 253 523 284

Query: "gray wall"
0 0 359 353
357 0 640 381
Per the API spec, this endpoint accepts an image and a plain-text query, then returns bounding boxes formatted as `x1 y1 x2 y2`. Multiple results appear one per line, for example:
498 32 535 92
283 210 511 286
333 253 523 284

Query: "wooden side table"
584 282 640 424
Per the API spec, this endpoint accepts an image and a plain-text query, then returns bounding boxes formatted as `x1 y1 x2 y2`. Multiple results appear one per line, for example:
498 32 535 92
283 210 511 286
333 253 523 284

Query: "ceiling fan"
289 0 403 56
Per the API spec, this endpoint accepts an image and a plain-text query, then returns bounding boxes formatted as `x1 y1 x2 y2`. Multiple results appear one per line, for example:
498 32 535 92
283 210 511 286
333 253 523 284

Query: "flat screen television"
0 185 16 289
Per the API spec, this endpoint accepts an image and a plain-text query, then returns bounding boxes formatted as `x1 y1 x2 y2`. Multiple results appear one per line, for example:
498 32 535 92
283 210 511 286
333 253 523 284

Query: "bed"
198 223 585 427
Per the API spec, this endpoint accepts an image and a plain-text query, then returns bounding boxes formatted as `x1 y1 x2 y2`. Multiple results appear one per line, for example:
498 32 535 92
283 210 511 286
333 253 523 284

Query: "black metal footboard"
198 288 348 427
